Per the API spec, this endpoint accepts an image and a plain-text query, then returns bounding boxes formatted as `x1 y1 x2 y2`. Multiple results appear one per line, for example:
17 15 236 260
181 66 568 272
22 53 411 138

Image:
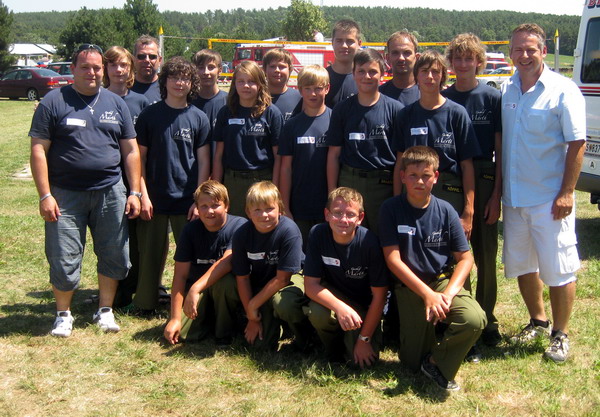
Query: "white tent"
9 44 57 66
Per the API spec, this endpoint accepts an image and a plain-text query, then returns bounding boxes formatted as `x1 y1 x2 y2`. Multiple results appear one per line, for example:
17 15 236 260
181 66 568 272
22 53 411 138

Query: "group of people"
29 18 585 392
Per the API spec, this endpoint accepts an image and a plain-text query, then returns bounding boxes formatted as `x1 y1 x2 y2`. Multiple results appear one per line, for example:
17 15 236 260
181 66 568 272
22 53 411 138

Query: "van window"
238 49 251 60
582 17 600 83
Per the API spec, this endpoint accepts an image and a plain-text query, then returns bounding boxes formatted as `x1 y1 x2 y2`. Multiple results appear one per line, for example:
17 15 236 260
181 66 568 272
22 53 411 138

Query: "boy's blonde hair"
400 146 439 172
298 65 329 89
262 48 294 71
326 187 364 213
192 49 222 68
446 33 487 75
245 181 285 214
194 180 229 208
414 49 448 90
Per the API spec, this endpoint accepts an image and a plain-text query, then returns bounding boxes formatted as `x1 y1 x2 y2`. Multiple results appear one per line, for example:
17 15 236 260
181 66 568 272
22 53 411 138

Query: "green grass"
1 99 600 416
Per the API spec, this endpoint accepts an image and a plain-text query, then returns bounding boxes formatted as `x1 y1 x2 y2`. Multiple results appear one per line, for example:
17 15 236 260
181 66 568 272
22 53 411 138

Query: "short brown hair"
332 19 362 41
103 46 136 88
262 48 294 72
194 180 230 209
134 35 160 55
297 65 329 89
446 33 487 75
414 49 448 90
228 60 271 118
326 187 364 212
192 49 222 68
353 48 385 74
400 146 439 172
511 23 546 51
245 181 285 214
387 31 418 51
158 56 200 102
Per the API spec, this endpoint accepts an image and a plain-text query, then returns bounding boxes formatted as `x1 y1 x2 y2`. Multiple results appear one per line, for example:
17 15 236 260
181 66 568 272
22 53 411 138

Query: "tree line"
6 0 581 64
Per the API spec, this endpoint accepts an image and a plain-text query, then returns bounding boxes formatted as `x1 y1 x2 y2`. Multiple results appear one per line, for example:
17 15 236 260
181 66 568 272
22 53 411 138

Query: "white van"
574 0 600 209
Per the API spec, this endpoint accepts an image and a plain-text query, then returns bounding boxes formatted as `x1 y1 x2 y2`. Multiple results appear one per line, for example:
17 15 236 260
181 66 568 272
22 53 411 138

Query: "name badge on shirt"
229 118 245 125
322 256 341 267
247 252 265 260
411 127 428 135
504 103 517 110
196 258 213 265
349 133 366 141
66 118 87 127
297 136 316 144
397 225 416 235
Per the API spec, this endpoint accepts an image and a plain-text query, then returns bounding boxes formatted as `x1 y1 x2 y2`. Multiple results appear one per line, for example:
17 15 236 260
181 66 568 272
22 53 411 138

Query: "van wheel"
27 88 39 101
486 81 497 89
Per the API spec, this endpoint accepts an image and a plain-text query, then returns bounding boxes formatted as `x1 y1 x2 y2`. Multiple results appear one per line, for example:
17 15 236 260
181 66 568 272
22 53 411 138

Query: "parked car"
478 66 513 89
46 62 73 78
0 65 33 78
0 68 73 100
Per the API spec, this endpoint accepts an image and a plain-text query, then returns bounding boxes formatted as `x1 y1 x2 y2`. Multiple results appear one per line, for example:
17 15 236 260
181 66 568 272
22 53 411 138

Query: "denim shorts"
45 180 130 291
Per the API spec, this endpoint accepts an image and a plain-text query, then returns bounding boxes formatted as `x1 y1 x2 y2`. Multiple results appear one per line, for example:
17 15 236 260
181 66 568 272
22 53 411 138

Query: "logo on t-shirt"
265 250 279 265
369 124 388 140
472 110 492 125
346 266 367 280
173 128 192 142
248 122 266 136
99 111 119 125
434 132 455 149
424 229 449 248
316 134 328 148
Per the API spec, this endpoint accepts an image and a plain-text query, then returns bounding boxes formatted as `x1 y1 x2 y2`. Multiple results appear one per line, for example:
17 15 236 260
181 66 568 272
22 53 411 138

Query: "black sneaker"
465 345 482 363
481 328 502 346
421 355 460 391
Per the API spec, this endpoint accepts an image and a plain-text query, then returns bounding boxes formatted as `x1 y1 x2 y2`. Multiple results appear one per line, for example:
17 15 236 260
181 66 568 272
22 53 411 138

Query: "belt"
341 165 392 179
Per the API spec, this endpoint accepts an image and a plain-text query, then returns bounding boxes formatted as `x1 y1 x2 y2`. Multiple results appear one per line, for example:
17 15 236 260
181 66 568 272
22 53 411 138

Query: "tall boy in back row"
443 33 503 349
380 146 486 391
325 19 362 108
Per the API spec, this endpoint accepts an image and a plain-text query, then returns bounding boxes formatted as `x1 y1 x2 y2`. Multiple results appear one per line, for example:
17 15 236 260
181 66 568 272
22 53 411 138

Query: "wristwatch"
358 334 370 343
130 191 143 199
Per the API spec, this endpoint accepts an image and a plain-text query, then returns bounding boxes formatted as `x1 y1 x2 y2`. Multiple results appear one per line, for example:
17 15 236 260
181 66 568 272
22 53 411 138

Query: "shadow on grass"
576 217 600 260
0 289 108 336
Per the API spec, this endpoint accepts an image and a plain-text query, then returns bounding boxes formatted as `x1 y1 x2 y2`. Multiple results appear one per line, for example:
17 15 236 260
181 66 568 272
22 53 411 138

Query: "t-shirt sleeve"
303 225 324 277
391 106 408 153
326 102 344 147
135 107 151 147
366 233 389 287
276 221 303 272
448 208 470 252
225 217 247 250
119 102 136 139
378 199 398 247
173 222 195 262
29 102 54 140
268 106 284 147
492 90 502 134
278 120 295 156
231 226 251 276
194 110 211 150
212 106 229 143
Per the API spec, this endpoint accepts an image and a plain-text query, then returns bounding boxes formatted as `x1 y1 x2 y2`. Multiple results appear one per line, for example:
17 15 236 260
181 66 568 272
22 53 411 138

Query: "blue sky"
4 0 584 16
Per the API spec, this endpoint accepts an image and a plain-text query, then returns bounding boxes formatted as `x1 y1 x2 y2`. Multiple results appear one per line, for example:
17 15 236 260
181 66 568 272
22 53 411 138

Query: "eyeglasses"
137 54 158 60
329 211 360 221
167 76 192 83
77 43 103 54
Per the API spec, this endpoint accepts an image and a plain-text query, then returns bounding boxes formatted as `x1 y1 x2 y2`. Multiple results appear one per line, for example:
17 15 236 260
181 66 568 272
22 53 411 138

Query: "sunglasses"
137 54 158 60
77 43 103 54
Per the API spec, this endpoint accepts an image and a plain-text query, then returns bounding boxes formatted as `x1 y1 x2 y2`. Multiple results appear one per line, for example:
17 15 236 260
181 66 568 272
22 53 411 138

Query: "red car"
0 68 74 100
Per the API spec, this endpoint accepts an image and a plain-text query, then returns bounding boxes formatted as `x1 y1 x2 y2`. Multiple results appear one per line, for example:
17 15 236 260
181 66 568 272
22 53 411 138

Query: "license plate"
585 140 600 157
58 81 68 85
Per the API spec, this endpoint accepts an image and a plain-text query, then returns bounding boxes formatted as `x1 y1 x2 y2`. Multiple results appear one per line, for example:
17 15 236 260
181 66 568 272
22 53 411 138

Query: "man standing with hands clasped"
29 43 142 337
502 23 586 363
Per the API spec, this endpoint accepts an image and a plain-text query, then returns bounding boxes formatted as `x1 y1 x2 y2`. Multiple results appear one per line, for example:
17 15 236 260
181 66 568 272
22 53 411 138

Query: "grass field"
1 98 599 417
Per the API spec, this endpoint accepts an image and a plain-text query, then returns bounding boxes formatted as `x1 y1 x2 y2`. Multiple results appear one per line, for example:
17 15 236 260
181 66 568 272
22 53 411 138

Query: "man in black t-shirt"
131 35 162 104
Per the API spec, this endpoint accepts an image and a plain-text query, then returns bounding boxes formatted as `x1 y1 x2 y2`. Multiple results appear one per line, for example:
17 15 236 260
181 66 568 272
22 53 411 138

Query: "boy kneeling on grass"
164 180 247 345
304 187 388 367
232 181 309 351
379 146 486 391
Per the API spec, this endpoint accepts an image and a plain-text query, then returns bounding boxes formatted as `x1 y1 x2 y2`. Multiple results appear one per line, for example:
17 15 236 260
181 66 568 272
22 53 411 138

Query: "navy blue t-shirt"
379 194 470 284
379 81 420 107
136 101 210 214
191 90 228 137
304 223 388 309
231 215 303 293
327 94 404 170
271 88 302 122
122 89 149 125
393 99 480 176
131 80 161 104
325 66 357 109
442 82 501 161
213 105 283 171
174 214 247 288
278 108 331 220
29 85 136 191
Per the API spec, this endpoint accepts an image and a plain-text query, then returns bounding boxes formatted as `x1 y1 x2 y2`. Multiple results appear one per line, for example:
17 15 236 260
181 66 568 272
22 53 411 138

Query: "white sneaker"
51 311 74 337
93 307 120 333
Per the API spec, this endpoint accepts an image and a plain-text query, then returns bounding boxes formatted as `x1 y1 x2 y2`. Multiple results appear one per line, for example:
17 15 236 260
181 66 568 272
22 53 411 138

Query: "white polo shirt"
501 65 586 208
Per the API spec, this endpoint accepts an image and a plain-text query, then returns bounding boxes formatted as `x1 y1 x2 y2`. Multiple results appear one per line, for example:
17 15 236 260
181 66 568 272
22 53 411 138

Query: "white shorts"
502 201 580 286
